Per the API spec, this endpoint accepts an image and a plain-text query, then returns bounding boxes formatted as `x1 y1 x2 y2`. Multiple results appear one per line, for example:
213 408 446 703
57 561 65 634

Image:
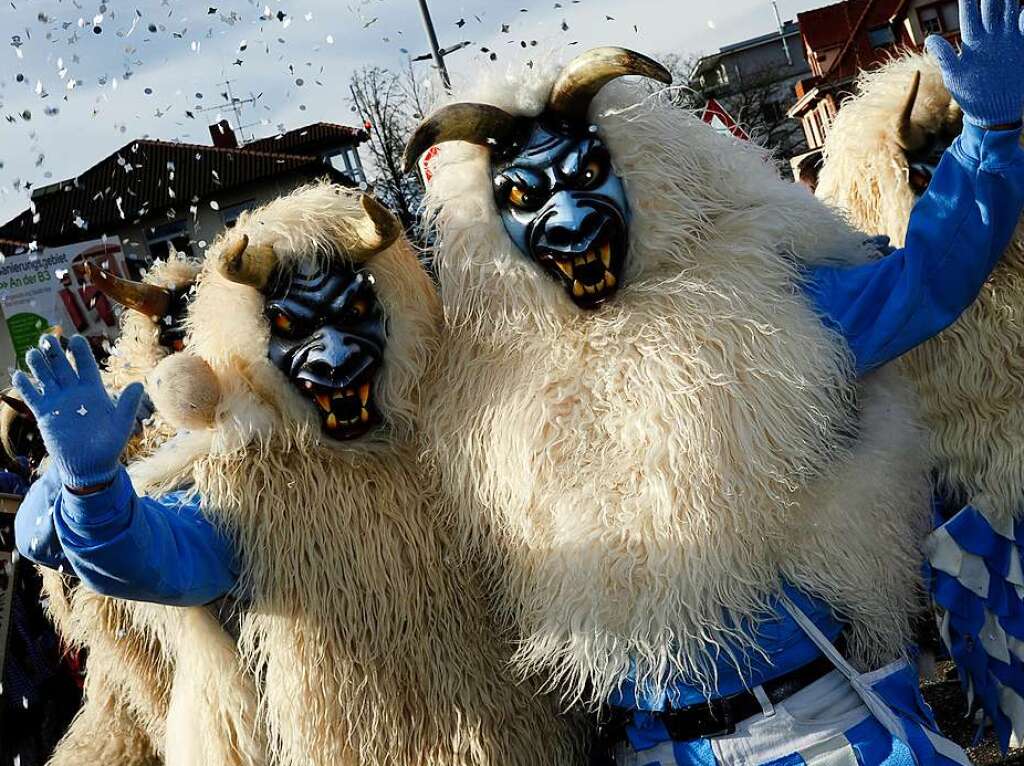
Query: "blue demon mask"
264 262 386 440
404 47 671 310
85 264 195 352
215 193 401 441
492 120 630 308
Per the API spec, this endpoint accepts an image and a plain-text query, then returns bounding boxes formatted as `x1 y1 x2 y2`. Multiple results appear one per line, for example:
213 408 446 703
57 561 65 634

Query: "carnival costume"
9 254 197 766
400 0 1024 762
817 46 1024 752
15 183 582 765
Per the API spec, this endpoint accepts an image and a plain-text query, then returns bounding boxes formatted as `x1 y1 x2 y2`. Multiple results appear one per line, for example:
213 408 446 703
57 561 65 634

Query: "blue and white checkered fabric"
613 666 969 766
925 499 1024 751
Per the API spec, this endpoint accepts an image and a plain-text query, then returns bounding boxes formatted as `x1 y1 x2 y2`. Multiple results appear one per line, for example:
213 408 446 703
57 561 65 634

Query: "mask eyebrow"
328 273 375 316
559 138 600 179
496 165 547 191
266 298 318 325
268 272 354 323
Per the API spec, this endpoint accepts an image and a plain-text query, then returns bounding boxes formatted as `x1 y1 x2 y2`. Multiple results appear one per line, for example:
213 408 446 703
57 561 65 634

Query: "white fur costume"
127 182 584 766
38 254 198 766
420 54 931 712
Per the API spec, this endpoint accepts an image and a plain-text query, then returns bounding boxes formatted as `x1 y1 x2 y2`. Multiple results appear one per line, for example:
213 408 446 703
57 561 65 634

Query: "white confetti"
76 405 88 416
325 34 334 44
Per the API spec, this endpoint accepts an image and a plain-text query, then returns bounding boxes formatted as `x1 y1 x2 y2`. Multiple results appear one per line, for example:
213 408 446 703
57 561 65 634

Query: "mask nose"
538 193 602 251
296 326 375 389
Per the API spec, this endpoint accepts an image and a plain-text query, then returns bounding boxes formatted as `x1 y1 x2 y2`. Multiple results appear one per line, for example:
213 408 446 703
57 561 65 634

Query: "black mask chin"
157 285 194 353
264 261 386 441
902 120 960 197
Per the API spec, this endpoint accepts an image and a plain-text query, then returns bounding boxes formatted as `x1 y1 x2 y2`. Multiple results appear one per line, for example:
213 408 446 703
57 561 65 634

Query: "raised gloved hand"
12 334 144 491
926 0 1024 128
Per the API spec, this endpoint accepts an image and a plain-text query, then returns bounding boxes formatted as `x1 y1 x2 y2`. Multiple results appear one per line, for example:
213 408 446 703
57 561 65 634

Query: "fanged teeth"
555 260 573 277
571 269 617 298
571 251 599 268
598 241 611 268
325 410 365 430
315 393 332 412
358 383 370 405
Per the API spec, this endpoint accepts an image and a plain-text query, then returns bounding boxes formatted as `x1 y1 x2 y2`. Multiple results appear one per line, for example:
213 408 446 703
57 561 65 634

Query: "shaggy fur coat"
126 183 583 766
421 58 932 708
817 52 1024 527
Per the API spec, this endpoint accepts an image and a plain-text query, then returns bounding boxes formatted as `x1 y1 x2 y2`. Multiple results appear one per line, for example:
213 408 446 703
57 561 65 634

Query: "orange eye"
273 312 293 332
508 185 529 208
349 298 368 318
580 159 603 188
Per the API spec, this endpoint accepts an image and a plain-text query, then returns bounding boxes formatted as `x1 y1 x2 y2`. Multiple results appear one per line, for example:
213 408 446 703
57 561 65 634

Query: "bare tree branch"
348 65 428 247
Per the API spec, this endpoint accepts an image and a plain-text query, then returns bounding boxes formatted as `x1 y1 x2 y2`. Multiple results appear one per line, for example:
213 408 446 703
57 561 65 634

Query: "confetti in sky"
0 0 823 225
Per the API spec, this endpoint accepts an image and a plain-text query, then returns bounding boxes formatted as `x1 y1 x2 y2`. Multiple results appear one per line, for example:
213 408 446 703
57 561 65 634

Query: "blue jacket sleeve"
804 123 1024 375
50 467 237 606
15 463 69 570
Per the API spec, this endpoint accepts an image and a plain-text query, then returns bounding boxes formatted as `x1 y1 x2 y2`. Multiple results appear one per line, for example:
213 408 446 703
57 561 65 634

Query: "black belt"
598 637 844 746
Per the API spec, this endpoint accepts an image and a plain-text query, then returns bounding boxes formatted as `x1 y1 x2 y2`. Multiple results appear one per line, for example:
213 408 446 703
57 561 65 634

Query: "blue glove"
12 335 144 491
926 0 1024 127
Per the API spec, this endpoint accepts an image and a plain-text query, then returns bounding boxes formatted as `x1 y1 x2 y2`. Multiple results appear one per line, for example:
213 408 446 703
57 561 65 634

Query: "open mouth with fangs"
536 223 625 309
298 376 379 440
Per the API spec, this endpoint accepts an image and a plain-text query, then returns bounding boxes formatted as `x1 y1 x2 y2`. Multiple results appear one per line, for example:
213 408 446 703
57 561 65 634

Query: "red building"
788 0 961 152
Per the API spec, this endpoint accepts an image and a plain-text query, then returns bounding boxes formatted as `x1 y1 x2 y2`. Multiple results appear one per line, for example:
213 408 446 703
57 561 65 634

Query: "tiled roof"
0 138 340 245
243 122 368 156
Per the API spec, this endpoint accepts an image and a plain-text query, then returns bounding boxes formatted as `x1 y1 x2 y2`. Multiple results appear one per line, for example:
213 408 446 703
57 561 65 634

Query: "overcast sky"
0 0 827 227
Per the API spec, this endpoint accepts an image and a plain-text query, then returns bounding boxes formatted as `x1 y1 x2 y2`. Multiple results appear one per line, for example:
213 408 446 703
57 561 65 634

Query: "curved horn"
547 46 672 121
85 262 171 318
896 70 927 152
217 233 279 291
0 393 34 420
347 194 403 260
402 102 520 173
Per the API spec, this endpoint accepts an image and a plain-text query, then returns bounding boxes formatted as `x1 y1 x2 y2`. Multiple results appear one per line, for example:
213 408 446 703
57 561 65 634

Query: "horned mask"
403 47 671 309
208 191 404 441
86 261 194 352
892 70 963 194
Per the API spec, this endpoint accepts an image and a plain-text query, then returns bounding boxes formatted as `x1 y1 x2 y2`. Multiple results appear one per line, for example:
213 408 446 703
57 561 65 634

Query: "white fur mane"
423 53 930 705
